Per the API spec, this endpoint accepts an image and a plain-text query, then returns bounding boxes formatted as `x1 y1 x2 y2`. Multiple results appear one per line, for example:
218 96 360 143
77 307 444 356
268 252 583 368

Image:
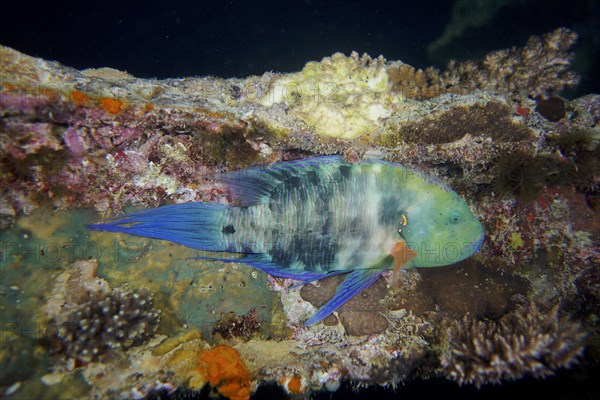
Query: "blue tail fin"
88 203 231 251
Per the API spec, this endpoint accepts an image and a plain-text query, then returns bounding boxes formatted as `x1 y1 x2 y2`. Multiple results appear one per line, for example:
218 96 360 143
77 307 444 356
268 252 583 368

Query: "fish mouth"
472 232 485 254
458 233 485 260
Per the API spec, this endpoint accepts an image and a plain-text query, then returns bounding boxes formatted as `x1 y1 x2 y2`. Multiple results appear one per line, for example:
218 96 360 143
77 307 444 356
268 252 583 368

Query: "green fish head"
399 176 484 268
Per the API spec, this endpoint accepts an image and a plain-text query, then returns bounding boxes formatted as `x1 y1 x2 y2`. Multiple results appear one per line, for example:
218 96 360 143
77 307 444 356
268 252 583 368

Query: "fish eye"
449 211 462 224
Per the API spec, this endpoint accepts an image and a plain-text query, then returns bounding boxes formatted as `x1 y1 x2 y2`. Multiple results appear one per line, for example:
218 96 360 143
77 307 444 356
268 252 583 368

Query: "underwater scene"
0 1 599 399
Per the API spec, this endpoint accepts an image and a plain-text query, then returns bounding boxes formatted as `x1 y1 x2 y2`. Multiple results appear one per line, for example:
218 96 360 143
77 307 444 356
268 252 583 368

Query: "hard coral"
439 28 579 98
50 288 160 362
387 64 444 100
440 301 586 388
390 28 579 100
491 151 548 202
197 345 251 400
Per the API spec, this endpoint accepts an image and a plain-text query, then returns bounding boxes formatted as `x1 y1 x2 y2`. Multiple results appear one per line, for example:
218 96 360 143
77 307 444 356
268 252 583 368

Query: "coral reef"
442 27 577 98
377 100 533 145
392 28 579 100
44 259 160 362
259 52 395 139
440 301 587 388
0 28 587 229
0 26 597 398
49 287 160 362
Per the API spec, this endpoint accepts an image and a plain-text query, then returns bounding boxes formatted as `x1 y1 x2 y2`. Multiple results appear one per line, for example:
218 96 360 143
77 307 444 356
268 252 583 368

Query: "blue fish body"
90 156 484 325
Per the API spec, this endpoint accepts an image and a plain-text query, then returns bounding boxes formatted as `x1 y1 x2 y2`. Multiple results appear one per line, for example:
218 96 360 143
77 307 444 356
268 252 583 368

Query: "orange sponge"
197 345 251 400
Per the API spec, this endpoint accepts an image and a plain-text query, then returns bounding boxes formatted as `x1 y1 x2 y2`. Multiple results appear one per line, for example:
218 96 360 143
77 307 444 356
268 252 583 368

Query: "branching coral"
389 28 579 99
440 301 586 388
442 27 579 97
50 288 161 362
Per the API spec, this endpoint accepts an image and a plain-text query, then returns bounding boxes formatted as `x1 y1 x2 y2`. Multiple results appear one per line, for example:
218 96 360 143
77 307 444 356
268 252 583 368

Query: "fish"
89 156 484 325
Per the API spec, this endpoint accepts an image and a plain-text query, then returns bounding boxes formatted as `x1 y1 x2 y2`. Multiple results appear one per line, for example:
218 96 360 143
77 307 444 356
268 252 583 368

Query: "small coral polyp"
50 287 160 362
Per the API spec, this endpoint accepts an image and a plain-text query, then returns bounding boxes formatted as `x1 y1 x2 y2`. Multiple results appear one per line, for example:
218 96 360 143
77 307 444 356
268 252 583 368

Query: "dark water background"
1 0 598 95
1 1 599 399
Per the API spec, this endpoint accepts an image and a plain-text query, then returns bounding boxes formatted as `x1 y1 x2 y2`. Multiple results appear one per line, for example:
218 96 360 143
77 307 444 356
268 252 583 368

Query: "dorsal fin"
214 155 343 206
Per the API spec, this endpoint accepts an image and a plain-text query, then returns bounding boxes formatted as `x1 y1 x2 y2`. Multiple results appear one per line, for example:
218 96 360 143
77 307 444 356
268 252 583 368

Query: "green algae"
180 262 280 341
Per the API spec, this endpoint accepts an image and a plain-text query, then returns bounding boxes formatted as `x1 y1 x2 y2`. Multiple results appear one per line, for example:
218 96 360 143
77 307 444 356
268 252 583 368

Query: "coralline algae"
0 28 598 399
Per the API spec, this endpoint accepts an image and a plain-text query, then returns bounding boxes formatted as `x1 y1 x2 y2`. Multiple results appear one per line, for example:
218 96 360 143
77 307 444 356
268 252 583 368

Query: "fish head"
397 174 484 268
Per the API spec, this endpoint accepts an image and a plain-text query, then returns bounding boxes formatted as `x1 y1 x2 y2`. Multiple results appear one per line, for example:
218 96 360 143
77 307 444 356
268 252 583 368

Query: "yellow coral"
509 232 524 250
260 52 401 139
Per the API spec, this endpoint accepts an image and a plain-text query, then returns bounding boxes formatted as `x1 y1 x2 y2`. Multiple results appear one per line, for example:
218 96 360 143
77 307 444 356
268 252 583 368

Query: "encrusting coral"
0 26 597 398
377 101 532 145
440 301 586 388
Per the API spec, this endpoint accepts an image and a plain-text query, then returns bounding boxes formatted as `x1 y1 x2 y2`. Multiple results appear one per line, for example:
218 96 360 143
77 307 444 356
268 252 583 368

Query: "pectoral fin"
390 241 417 288
304 269 383 326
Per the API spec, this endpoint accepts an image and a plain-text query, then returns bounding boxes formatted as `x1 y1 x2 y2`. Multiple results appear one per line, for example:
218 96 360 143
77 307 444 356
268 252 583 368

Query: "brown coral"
49 288 161 362
441 28 579 98
378 101 533 145
440 301 586 388
389 28 579 100
300 274 388 335
387 64 445 100
387 260 530 319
